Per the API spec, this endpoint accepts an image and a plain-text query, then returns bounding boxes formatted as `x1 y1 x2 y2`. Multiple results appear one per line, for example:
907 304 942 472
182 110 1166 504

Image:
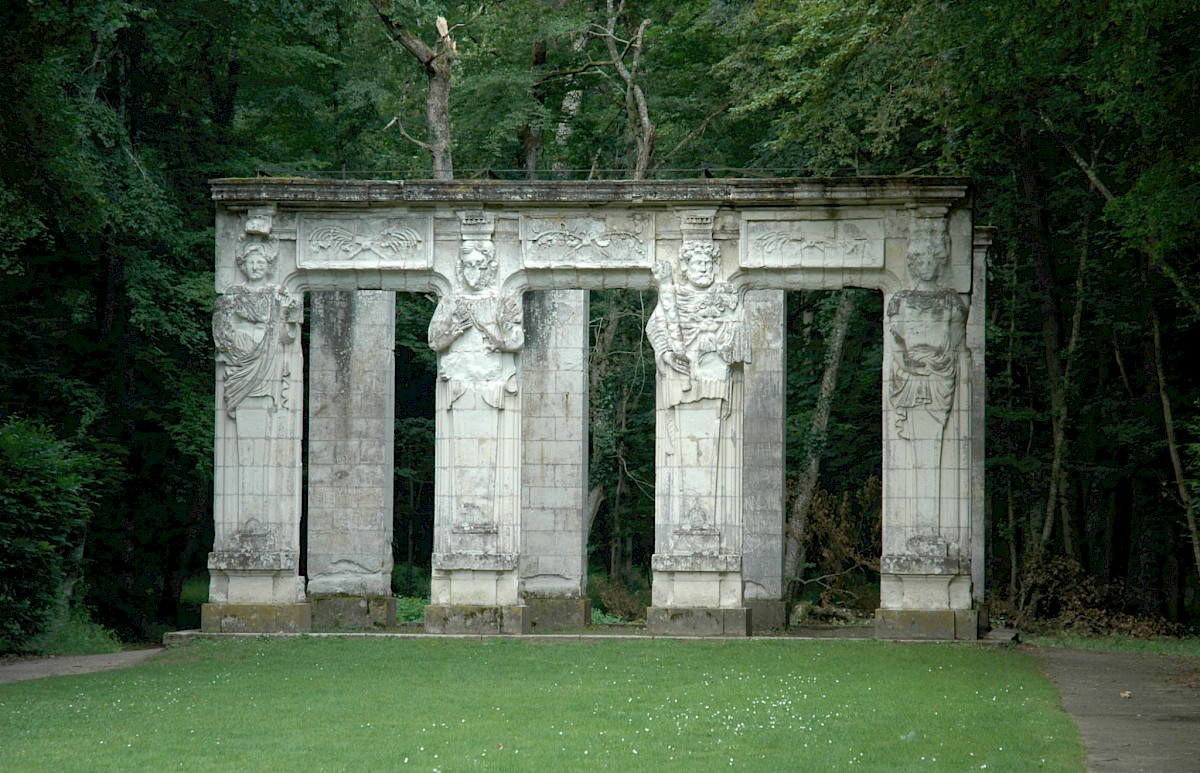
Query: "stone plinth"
526 596 592 631
201 603 311 633
424 604 532 635
310 595 396 630
646 607 751 637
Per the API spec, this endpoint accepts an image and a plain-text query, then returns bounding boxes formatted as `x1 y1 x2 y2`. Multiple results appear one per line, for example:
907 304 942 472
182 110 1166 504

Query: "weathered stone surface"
519 289 588 611
424 604 531 635
306 290 395 599
875 608 979 641
310 595 396 630
201 603 311 633
746 600 788 632
646 606 751 637
525 597 591 631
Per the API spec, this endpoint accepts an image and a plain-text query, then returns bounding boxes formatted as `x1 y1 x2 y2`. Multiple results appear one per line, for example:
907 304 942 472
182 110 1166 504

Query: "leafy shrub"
394 596 428 623
0 418 96 652
24 606 122 655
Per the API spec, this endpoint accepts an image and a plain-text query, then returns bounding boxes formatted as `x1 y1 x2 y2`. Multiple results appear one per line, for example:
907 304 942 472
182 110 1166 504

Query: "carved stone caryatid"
647 230 751 629
881 219 972 609
208 233 307 626
428 213 525 609
213 236 302 416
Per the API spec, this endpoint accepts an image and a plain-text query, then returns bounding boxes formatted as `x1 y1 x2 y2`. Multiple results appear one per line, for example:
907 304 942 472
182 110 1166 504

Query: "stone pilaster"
519 289 591 630
305 290 397 629
741 289 787 632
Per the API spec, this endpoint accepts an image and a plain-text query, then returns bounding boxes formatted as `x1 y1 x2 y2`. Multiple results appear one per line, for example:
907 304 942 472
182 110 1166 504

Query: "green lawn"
0 637 1082 772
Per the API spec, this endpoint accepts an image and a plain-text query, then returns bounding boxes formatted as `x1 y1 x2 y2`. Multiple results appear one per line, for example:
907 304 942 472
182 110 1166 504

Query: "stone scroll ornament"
213 236 302 416
647 240 750 540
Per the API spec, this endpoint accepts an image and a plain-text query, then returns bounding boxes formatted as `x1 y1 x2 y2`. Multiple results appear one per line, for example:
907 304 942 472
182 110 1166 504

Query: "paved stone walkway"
1034 647 1199 773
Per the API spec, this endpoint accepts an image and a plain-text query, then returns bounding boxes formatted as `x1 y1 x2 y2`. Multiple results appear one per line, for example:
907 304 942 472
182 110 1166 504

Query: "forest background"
2 0 1198 648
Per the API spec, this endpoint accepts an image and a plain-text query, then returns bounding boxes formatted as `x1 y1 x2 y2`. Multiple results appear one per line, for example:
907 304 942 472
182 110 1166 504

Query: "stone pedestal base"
746 600 788 632
880 572 973 610
875 608 979 640
201 603 312 633
525 597 591 631
646 607 751 637
310 595 396 630
425 604 531 635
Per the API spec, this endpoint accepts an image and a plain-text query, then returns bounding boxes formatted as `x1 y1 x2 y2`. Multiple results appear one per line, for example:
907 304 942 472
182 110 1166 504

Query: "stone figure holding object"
647 240 750 548
887 227 966 439
428 224 524 547
212 236 302 416
884 223 970 563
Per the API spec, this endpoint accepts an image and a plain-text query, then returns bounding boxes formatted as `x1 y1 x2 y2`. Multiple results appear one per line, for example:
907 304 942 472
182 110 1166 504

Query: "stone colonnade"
203 178 986 639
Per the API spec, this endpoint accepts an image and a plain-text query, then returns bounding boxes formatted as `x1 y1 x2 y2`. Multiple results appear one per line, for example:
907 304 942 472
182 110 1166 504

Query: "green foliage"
393 595 429 623
0 419 97 652
23 607 123 656
390 561 431 599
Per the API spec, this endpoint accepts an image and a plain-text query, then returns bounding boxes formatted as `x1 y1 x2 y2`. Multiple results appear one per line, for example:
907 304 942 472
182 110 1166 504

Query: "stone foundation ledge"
201 603 312 633
874 608 979 640
646 606 751 637
524 596 591 631
310 595 396 630
746 600 788 633
425 604 531 635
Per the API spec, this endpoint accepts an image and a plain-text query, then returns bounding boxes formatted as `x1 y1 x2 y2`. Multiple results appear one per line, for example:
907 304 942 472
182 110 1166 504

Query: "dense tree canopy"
2 0 1197 642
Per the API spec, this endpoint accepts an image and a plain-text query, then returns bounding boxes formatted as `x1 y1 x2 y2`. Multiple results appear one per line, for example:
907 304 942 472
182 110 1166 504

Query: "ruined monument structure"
204 178 989 639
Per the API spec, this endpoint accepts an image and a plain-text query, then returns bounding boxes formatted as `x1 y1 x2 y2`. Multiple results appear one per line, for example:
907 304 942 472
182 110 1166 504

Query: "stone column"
425 212 530 634
741 289 787 632
646 212 750 636
876 217 977 640
305 290 397 629
519 289 590 630
969 229 993 611
205 227 310 632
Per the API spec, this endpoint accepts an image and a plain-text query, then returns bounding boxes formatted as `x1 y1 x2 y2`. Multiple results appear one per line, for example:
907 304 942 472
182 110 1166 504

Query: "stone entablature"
207 178 984 639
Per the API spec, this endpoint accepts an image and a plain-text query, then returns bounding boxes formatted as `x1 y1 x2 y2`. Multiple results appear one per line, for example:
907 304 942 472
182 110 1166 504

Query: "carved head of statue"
906 223 949 288
679 240 720 289
458 239 497 290
236 237 279 284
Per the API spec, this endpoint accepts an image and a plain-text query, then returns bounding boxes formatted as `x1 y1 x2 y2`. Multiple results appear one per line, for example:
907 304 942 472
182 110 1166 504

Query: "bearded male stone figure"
647 240 750 560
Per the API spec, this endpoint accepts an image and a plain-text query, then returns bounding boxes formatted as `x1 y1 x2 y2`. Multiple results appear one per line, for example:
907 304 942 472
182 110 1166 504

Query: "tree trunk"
1038 212 1088 553
602 1 655 179
1018 144 1064 554
1149 303 1200 578
783 290 859 600
369 2 460 179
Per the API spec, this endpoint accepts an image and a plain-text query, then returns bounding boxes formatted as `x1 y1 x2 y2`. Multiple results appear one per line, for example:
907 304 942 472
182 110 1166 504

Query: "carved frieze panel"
519 212 653 268
297 213 432 270
740 214 885 269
